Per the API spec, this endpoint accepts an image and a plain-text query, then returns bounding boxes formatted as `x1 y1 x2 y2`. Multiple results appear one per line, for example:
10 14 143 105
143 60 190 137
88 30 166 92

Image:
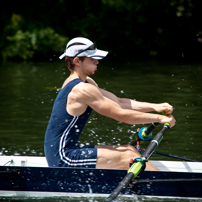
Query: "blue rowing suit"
44 78 97 168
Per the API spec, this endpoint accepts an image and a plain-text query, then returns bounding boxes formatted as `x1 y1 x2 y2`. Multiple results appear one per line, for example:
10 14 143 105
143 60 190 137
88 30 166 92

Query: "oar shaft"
153 151 200 162
132 178 202 185
142 124 170 160
105 172 134 202
105 124 170 202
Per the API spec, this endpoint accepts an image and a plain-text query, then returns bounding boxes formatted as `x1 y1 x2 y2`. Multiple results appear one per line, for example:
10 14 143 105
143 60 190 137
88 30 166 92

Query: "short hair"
65 56 85 72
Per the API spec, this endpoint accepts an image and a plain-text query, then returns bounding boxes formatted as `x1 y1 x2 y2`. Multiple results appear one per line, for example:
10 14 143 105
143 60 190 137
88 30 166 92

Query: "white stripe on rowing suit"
59 116 97 166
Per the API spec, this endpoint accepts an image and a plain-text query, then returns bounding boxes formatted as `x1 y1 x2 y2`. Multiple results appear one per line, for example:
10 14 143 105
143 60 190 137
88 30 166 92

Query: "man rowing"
44 37 176 170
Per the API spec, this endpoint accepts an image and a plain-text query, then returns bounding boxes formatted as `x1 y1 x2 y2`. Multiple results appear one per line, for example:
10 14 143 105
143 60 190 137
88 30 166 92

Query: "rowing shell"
0 156 202 199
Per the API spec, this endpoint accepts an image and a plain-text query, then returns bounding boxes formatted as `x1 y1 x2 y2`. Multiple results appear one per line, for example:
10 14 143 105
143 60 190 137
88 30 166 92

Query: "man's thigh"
95 145 159 171
95 145 140 169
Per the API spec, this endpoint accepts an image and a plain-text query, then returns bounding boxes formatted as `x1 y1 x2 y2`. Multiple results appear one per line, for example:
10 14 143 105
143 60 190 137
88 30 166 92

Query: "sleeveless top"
44 78 93 167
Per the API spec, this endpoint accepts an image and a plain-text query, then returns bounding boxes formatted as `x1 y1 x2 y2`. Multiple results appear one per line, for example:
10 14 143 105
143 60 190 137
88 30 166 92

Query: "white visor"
59 37 108 60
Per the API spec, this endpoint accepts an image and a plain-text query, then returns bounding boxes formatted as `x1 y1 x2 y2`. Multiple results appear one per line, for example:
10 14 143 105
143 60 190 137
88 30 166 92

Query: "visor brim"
87 49 108 60
59 48 108 60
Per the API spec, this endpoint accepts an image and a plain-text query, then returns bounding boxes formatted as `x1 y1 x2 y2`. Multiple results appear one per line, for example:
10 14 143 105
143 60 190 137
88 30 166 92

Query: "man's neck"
70 71 86 82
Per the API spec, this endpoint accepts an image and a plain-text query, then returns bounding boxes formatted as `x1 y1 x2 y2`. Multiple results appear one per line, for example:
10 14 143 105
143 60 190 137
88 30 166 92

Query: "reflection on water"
0 60 202 201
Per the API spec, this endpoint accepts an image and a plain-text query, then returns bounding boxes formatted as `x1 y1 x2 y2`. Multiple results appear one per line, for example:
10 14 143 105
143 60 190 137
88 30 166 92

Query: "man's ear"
73 57 81 66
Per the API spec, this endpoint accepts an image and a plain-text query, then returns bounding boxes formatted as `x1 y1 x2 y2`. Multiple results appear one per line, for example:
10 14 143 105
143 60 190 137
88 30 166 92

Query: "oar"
105 123 170 202
136 122 160 152
142 122 159 136
138 122 160 141
136 122 200 162
138 111 168 141
153 150 200 162
131 177 202 185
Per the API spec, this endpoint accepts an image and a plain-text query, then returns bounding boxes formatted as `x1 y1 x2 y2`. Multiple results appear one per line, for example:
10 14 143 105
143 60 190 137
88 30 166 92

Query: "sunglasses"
74 42 97 57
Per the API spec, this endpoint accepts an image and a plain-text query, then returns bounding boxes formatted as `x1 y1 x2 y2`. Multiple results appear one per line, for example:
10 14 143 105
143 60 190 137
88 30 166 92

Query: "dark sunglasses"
74 42 97 57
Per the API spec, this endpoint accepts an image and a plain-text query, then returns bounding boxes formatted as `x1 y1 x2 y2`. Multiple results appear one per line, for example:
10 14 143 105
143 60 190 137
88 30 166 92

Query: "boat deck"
0 155 202 173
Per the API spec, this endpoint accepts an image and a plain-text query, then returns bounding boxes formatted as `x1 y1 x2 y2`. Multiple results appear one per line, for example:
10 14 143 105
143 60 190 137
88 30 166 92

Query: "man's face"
80 57 99 76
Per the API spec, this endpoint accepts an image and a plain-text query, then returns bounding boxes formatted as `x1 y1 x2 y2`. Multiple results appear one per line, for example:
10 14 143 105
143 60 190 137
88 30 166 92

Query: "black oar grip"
138 122 160 141
145 122 159 134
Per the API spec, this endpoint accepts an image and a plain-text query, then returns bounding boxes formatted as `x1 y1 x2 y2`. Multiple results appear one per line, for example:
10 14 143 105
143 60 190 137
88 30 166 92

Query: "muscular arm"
72 82 175 127
99 88 173 114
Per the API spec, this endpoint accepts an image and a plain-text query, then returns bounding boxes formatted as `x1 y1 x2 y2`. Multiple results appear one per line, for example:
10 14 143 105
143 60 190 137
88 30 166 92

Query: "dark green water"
0 59 202 201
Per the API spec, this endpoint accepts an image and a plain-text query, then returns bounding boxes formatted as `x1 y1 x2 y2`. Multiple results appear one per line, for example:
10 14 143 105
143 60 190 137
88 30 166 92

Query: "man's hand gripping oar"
105 123 171 202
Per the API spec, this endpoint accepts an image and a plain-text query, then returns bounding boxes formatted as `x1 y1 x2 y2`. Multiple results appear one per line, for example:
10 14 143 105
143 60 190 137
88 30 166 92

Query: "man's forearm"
119 98 156 112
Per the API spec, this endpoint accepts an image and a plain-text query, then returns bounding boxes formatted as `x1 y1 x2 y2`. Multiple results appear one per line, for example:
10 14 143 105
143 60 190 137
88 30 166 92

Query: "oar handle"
138 110 170 141
138 122 159 141
142 111 169 137
144 122 160 135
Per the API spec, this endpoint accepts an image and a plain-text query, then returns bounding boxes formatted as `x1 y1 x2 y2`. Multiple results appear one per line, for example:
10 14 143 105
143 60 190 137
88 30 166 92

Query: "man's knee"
123 145 139 153
122 145 141 159
125 144 136 151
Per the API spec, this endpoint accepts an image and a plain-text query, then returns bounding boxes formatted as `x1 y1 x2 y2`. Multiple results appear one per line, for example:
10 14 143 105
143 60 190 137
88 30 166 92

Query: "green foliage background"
0 0 202 61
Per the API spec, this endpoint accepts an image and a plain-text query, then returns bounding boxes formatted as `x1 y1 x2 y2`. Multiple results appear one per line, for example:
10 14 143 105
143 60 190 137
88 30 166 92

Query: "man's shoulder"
70 81 98 100
86 77 98 87
72 77 98 94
